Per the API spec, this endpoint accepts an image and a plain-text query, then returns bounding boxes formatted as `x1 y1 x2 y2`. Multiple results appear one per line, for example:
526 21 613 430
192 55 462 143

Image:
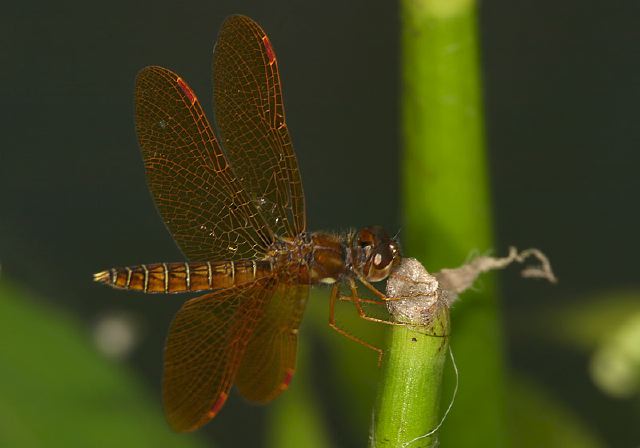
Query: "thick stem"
371 317 449 447
371 258 450 447
400 0 505 445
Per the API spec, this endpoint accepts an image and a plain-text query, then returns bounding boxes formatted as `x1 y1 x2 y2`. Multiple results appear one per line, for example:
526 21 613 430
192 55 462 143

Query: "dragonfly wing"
235 282 310 403
136 66 273 261
213 15 306 238
163 277 276 431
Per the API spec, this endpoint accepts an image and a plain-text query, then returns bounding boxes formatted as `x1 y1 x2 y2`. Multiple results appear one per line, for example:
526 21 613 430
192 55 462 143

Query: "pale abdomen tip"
93 270 111 283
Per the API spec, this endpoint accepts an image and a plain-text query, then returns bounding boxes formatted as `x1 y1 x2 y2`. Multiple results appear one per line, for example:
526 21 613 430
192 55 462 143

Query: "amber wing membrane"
163 278 277 432
135 66 273 261
213 15 306 238
235 282 309 403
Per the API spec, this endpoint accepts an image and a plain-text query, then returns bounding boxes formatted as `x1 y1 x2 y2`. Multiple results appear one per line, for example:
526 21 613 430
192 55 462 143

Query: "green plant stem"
371 312 449 447
401 0 505 446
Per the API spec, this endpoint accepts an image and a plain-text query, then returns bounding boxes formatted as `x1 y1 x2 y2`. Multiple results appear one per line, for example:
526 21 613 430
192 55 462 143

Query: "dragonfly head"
353 226 401 283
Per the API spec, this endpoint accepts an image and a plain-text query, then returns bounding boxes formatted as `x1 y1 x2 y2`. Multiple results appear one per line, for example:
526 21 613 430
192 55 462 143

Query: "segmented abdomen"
93 260 271 293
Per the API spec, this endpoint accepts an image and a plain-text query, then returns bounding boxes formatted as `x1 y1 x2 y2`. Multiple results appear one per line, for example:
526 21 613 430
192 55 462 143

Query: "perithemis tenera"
94 15 400 432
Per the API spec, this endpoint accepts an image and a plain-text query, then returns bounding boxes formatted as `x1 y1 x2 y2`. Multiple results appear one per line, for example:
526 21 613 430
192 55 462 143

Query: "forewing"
235 283 310 403
213 15 306 238
163 278 276 432
136 66 273 261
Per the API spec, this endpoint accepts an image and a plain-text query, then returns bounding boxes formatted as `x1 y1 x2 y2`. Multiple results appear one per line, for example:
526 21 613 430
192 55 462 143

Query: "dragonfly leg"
355 273 412 303
347 278 405 327
338 295 383 306
354 274 388 300
328 283 384 365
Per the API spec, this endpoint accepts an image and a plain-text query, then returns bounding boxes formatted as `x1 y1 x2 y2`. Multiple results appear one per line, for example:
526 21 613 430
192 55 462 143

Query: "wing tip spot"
176 77 197 105
207 392 229 418
262 36 276 65
280 368 295 391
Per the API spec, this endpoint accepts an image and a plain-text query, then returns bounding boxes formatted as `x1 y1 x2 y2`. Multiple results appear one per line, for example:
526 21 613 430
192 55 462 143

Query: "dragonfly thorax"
304 227 401 286
306 232 348 284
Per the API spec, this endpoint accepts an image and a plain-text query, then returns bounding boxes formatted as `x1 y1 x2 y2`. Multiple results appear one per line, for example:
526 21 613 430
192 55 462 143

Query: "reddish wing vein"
235 282 309 403
163 278 277 432
136 66 273 261
213 15 306 239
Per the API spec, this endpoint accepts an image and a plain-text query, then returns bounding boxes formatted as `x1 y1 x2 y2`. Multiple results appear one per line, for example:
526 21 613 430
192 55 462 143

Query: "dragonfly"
94 15 401 432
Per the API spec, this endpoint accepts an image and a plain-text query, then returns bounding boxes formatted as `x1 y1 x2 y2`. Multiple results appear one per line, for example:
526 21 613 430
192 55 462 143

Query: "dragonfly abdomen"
93 260 272 293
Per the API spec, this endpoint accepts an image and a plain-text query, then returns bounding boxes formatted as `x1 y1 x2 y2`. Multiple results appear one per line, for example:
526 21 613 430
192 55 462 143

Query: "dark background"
1 0 638 446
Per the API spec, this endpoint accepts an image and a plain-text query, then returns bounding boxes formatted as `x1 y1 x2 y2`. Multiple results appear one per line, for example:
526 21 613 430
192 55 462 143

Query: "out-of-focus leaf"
507 376 605 448
543 290 640 350
590 309 640 398
267 333 332 448
0 279 205 448
517 290 640 399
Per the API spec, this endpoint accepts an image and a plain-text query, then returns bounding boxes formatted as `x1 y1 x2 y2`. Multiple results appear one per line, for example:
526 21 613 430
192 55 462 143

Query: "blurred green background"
1 0 638 447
